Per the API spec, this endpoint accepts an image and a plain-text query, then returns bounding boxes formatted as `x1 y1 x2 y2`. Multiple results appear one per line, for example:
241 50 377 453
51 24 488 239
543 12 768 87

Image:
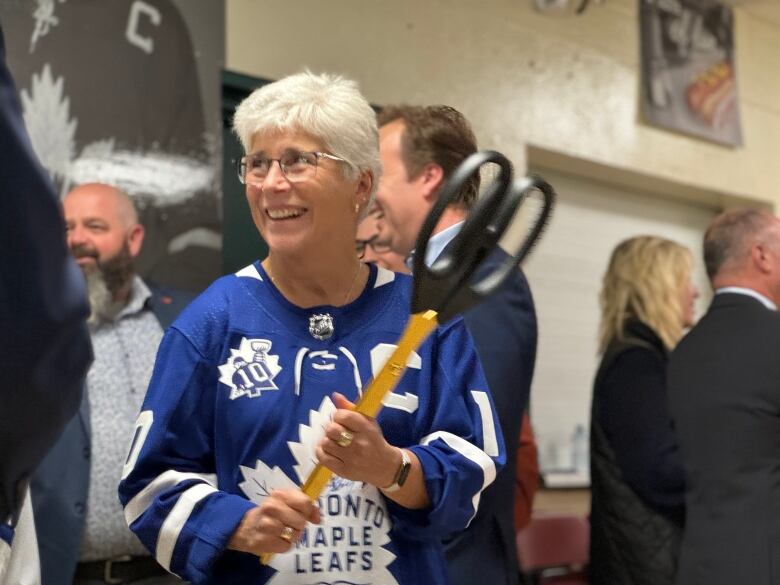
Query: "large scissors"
261 150 554 565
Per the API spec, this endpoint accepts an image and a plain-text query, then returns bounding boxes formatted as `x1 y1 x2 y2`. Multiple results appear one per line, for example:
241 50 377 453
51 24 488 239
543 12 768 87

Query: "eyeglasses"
356 236 393 259
234 150 349 186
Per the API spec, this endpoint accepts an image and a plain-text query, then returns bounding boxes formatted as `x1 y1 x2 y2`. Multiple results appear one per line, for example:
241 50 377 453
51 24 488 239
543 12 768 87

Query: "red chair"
516 513 590 585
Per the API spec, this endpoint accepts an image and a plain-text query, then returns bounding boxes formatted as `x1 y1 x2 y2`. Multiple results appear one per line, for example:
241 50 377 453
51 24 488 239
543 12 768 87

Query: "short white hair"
232 71 381 203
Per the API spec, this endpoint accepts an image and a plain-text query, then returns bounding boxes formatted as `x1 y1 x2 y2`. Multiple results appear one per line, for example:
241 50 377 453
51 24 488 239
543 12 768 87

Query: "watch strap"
381 448 411 493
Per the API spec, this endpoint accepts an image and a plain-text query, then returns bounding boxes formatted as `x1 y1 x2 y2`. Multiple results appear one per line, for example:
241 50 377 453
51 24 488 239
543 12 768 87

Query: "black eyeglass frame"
355 235 393 259
232 151 348 185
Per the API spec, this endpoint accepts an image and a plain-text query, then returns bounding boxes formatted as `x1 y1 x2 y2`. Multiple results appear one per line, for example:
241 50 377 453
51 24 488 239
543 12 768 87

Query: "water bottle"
570 424 588 473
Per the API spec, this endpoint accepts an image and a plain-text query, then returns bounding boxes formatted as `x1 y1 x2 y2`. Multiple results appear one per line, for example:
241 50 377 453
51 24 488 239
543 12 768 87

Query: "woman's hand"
227 489 320 555
316 392 400 489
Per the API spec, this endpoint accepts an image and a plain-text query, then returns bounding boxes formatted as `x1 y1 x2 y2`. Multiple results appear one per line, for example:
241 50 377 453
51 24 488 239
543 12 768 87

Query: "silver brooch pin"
309 313 334 340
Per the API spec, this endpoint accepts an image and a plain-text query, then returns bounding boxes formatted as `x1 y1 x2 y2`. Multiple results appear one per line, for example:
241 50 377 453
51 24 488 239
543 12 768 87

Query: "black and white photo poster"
640 0 742 146
1 0 224 290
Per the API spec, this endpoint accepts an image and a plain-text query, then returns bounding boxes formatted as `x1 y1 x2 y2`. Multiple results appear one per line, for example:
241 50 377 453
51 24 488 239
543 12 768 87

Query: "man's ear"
127 224 145 258
418 163 445 202
751 243 774 275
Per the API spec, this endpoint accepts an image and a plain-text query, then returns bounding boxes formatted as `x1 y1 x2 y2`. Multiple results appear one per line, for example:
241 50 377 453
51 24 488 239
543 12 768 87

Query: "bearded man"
30 184 192 585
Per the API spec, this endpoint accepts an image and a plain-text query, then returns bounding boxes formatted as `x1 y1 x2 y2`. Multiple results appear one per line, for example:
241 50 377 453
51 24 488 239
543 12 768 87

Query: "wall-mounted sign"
640 0 742 147
1 0 224 290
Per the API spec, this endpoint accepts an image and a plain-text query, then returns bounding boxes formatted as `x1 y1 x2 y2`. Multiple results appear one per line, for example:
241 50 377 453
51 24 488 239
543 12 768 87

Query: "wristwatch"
381 449 411 493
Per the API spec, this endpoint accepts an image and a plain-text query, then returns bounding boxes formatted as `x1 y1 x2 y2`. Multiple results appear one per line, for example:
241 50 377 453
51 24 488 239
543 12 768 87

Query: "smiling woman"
117 71 506 585
241 128 370 295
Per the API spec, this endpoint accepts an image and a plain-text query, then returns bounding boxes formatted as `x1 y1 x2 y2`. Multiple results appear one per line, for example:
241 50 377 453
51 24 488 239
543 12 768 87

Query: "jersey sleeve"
117 327 254 584
387 319 506 540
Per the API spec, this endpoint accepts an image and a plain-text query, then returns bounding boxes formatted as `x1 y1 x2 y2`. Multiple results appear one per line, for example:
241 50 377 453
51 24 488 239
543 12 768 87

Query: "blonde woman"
589 236 699 585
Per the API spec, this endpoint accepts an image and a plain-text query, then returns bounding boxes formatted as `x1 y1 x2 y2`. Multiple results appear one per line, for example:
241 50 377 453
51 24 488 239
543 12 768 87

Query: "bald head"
704 208 780 304
65 183 139 227
704 209 776 280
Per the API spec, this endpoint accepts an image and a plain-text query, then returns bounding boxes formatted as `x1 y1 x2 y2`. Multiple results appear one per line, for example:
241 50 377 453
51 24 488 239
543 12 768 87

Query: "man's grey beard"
85 270 119 325
84 246 136 325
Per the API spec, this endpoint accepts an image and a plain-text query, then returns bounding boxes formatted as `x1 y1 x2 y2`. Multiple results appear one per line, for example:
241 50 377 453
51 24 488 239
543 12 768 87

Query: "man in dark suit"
0 22 91 580
30 184 193 585
375 104 537 585
668 208 780 585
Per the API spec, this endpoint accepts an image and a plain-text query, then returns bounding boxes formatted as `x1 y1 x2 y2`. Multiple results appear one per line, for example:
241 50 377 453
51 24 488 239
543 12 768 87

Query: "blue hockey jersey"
118 262 505 584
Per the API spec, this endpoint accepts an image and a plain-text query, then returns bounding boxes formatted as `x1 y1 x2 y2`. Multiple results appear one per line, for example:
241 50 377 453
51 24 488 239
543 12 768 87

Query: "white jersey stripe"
470 390 500 457
235 264 263 281
0 539 9 581
382 391 419 413
124 470 217 526
293 348 309 396
156 483 217 571
419 431 496 525
338 346 363 395
374 267 395 288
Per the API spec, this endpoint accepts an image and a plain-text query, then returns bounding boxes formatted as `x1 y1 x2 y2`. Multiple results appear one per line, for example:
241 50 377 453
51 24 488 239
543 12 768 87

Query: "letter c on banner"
126 0 162 54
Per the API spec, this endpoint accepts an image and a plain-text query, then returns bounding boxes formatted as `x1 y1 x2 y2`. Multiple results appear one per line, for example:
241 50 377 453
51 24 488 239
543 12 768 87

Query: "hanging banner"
639 0 742 147
1 0 224 290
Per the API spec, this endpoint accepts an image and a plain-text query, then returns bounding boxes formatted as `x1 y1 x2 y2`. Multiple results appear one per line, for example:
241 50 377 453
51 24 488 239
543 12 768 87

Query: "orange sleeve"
514 411 540 532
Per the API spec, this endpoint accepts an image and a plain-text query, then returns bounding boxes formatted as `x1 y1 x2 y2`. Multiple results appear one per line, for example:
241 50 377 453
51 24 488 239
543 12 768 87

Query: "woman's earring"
355 203 360 214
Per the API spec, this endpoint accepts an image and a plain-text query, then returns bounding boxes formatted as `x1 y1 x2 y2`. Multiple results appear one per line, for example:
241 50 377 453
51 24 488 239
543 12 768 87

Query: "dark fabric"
668 293 780 585
443 246 538 585
590 320 684 585
29 395 91 585
75 556 168 583
594 321 685 517
0 23 92 524
30 287 193 585
146 284 197 330
0 0 218 292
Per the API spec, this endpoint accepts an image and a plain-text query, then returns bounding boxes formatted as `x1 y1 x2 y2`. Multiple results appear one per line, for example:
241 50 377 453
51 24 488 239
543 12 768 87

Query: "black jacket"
0 24 91 525
590 320 684 585
443 246 538 585
668 293 780 585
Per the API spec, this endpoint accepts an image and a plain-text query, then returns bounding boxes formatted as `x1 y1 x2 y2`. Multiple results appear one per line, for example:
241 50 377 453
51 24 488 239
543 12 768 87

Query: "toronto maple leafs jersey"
118 262 505 585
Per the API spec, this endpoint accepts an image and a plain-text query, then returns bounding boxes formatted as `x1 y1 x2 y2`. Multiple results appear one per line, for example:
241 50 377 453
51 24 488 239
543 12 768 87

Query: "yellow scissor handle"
260 309 439 565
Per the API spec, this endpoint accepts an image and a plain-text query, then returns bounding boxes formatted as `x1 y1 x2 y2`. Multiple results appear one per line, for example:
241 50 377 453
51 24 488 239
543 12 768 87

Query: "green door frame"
221 70 271 274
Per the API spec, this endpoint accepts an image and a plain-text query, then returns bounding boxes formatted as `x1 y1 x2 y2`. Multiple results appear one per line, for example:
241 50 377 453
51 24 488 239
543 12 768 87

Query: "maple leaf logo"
288 396 336 484
217 338 282 400
237 396 398 584
20 63 77 193
238 460 298 504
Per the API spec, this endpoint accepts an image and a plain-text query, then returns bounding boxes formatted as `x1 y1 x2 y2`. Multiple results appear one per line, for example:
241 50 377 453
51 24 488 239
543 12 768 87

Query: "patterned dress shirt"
81 277 163 561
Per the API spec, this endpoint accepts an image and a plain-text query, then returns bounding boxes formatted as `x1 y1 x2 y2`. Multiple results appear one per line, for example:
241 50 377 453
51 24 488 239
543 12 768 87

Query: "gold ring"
280 526 295 543
336 430 354 448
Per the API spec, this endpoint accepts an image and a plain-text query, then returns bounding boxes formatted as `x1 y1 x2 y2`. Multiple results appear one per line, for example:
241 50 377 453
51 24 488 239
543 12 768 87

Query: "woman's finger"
324 422 356 447
273 489 321 523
